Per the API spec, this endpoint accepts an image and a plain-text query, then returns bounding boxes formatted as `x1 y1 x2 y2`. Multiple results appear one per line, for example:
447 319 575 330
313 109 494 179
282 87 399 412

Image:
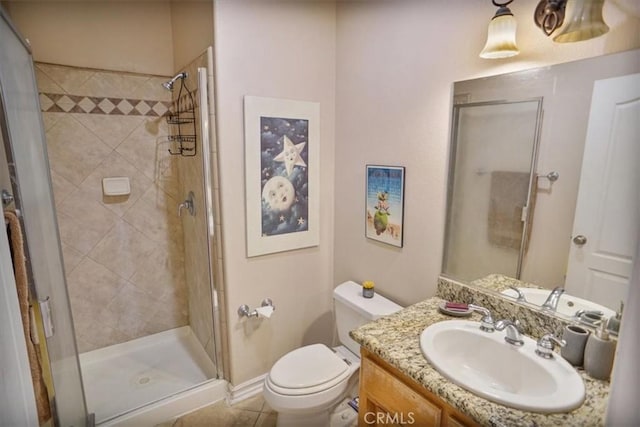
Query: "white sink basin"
420 320 585 413
501 287 616 319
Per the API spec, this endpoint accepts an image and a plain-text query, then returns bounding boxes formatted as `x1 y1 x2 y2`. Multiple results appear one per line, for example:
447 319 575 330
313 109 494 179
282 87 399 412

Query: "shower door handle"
2 189 14 207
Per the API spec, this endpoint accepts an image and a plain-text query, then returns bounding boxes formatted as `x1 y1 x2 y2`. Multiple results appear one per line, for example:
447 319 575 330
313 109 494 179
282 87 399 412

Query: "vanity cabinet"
359 348 478 427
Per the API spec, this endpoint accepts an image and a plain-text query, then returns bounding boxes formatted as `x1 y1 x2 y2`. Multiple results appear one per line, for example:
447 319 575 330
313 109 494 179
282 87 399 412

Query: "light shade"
480 13 520 59
553 0 609 43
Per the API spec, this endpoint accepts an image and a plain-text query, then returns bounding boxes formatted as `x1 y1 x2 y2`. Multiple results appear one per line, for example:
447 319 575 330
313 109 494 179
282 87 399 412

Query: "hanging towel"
4 210 52 424
487 171 536 252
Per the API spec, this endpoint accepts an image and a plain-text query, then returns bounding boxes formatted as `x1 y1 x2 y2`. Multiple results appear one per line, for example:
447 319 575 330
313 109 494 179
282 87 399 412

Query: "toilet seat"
267 344 351 396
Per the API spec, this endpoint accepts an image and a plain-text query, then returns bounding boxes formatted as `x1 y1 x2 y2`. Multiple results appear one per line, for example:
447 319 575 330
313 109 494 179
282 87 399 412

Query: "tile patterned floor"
156 394 277 427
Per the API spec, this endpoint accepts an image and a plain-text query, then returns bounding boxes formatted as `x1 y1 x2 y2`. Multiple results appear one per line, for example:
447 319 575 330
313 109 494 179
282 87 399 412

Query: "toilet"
263 281 403 427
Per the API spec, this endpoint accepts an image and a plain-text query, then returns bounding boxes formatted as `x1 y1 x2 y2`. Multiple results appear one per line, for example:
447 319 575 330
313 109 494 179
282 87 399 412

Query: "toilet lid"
270 344 349 389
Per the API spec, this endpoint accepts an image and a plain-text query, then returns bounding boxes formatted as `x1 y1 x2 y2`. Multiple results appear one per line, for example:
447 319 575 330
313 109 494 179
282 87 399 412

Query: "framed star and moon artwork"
365 165 405 248
244 96 320 257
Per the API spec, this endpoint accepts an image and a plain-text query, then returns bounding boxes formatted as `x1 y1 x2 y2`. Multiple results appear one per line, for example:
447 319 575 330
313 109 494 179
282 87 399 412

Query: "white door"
565 73 640 310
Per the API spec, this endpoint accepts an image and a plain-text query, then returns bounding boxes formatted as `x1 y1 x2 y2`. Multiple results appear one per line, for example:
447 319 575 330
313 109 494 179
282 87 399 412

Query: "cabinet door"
447 415 471 427
359 349 480 427
360 355 441 426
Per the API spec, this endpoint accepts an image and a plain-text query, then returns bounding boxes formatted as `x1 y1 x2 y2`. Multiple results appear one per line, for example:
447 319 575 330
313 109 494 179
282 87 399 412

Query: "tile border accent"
39 92 173 117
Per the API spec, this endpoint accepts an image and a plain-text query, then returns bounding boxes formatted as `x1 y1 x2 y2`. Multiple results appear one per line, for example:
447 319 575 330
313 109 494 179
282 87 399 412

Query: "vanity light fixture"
534 0 609 42
483 0 610 58
552 0 609 43
479 0 520 59
534 0 568 36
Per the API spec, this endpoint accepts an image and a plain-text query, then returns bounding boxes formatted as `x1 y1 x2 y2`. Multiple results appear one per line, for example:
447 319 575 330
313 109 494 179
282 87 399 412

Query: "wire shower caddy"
166 76 196 156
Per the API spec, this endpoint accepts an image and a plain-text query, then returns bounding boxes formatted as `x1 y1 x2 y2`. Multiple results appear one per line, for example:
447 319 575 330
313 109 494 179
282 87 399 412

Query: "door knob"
572 235 587 246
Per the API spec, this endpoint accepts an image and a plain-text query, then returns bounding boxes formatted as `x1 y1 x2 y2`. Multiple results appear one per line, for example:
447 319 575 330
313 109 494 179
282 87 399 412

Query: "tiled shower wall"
35 63 188 353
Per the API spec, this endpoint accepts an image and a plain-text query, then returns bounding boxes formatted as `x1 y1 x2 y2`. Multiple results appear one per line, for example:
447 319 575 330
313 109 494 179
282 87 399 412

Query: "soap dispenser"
584 319 617 381
607 301 623 335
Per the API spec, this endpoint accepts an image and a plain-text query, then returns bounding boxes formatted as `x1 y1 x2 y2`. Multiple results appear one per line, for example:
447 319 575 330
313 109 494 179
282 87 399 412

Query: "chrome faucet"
541 286 565 311
507 286 527 303
469 304 495 333
574 309 604 321
495 319 524 346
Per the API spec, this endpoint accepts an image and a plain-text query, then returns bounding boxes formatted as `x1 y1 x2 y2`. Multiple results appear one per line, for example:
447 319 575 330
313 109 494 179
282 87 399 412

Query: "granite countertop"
350 297 610 427
469 274 543 293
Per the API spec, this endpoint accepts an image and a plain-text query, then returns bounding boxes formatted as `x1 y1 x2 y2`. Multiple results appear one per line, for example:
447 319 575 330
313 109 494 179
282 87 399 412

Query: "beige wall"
5 0 216 76
333 0 640 307
213 0 639 386
170 1 214 72
214 0 336 385
5 1 174 75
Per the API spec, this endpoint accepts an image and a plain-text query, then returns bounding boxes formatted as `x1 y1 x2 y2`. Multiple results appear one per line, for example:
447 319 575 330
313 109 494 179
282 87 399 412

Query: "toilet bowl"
264 344 359 425
263 281 402 427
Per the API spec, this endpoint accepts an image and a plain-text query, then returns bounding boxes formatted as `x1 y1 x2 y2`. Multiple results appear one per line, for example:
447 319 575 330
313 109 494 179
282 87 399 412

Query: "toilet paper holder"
238 298 275 318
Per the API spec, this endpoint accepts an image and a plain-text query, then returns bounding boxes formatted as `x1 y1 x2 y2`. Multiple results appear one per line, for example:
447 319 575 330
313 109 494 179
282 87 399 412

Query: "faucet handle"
469 304 495 333
535 332 566 359
178 191 195 217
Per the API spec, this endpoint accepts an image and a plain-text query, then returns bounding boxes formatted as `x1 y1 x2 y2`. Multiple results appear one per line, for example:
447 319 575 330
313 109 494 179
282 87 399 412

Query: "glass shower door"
443 99 543 282
0 9 88 426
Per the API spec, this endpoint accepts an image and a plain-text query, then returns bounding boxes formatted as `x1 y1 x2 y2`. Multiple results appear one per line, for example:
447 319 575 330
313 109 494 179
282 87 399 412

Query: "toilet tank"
333 281 403 356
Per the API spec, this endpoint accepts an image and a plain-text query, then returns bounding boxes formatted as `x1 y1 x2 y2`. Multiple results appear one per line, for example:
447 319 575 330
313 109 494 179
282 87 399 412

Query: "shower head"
162 72 188 91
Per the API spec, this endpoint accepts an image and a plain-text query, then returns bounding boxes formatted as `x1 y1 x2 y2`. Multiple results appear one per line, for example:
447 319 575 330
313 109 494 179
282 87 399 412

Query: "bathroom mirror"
443 49 640 316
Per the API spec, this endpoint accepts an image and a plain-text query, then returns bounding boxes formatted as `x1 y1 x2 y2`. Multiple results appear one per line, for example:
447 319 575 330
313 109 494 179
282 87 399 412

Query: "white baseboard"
226 374 267 406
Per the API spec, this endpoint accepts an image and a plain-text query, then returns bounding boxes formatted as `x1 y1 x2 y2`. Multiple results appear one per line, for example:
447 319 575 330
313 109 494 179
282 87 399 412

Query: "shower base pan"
79 326 225 426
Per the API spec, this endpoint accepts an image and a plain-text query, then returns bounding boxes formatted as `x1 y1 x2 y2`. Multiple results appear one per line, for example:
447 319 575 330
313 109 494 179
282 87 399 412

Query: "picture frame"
244 96 320 257
365 165 405 248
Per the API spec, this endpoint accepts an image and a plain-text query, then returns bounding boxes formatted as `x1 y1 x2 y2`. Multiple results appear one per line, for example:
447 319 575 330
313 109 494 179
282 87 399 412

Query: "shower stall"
1 9 225 426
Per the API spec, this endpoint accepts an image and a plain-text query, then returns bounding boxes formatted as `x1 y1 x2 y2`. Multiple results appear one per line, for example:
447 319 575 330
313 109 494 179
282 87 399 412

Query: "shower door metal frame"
443 97 544 280
197 66 225 378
